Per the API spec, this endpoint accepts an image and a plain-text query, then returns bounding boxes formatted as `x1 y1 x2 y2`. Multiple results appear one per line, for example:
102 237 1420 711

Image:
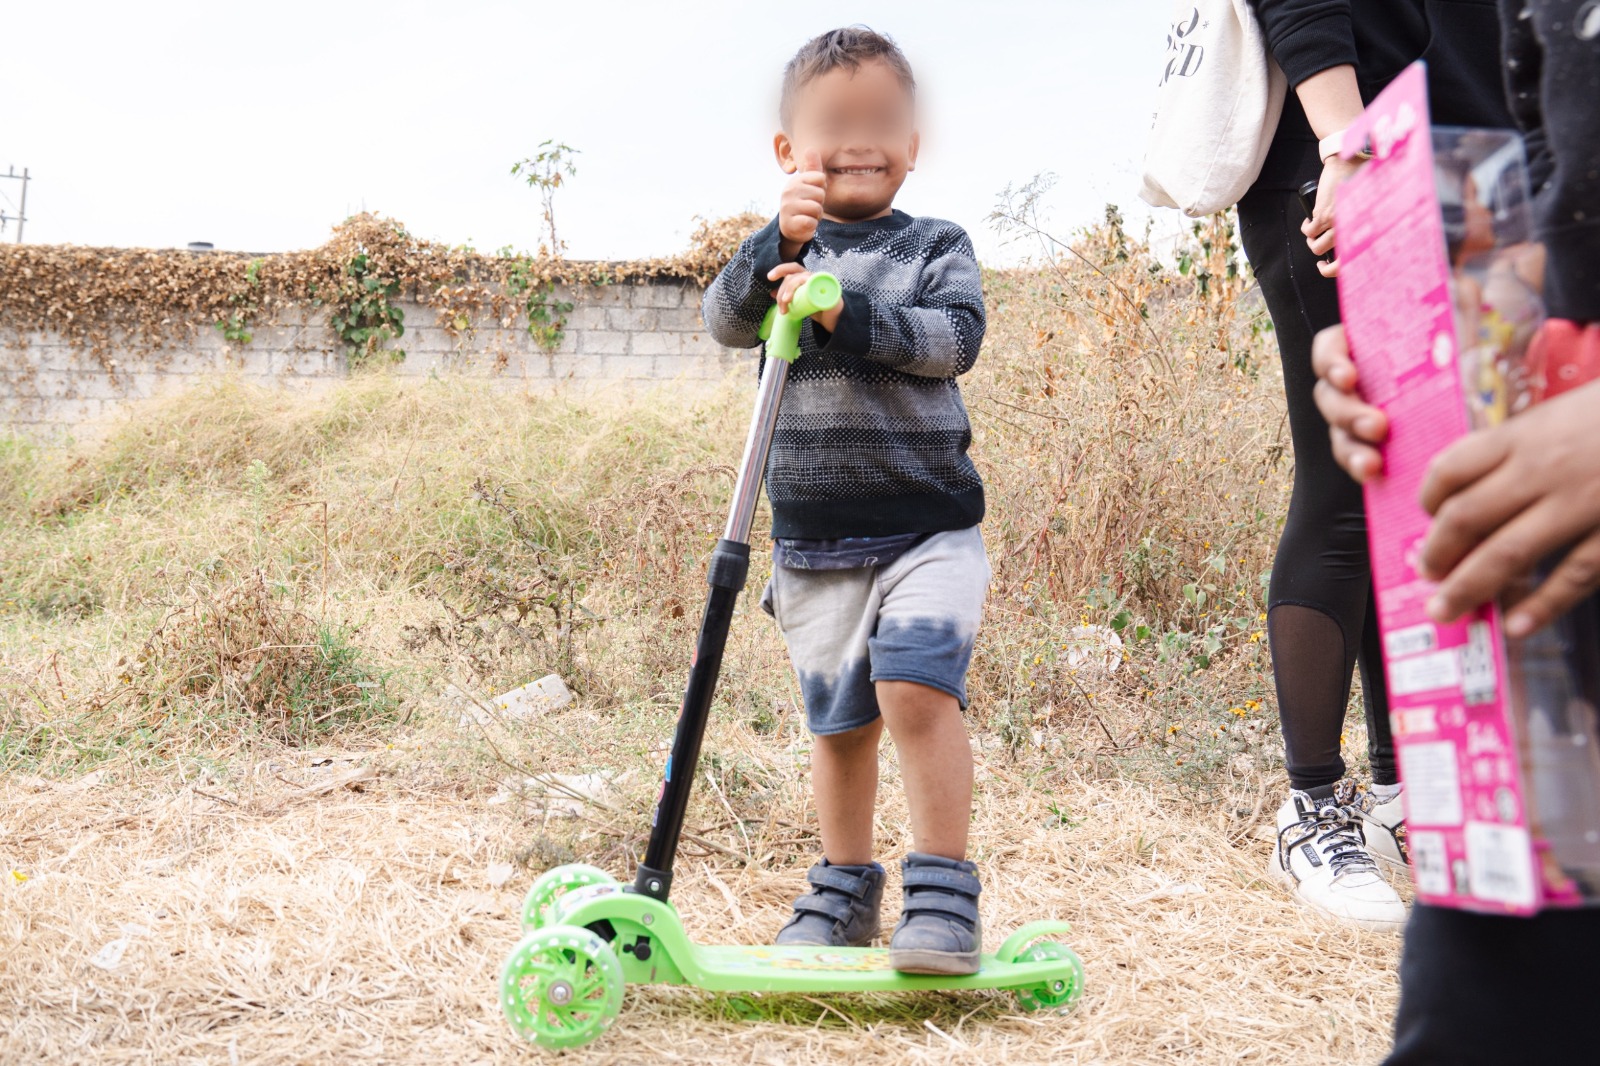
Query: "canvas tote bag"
1138 0 1287 217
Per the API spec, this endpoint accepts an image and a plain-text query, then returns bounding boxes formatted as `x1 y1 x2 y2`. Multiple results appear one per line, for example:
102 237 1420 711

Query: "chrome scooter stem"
722 357 790 545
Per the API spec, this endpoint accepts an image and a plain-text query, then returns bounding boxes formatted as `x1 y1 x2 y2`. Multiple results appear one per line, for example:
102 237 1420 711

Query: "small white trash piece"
489 772 625 816
494 675 574 719
1064 624 1124 676
89 938 129 971
458 674 574 726
540 773 618 817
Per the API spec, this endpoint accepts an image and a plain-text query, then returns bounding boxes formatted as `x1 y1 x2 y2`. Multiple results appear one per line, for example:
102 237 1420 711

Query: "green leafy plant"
510 140 580 256
504 253 575 353
322 249 406 367
1177 216 1241 299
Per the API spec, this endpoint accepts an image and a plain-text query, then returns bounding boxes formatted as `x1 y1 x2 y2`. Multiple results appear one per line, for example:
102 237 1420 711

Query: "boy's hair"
780 27 916 128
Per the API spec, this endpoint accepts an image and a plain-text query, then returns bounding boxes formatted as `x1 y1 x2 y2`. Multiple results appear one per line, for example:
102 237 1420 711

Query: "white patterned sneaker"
1268 789 1407 931
1353 784 1409 876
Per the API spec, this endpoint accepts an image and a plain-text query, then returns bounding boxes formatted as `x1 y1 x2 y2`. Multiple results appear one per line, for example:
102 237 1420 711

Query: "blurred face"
776 59 919 222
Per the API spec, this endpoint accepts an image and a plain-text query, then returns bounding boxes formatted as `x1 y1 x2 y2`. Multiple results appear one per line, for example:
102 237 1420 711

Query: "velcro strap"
901 889 981 924
791 893 854 921
901 865 982 897
806 863 873 899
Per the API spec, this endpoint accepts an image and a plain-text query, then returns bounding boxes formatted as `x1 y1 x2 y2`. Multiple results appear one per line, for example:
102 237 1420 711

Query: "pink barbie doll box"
1337 63 1600 914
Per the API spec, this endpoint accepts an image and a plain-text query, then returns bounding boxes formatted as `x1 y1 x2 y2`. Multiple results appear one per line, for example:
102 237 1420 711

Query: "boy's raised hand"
768 262 844 333
779 148 828 260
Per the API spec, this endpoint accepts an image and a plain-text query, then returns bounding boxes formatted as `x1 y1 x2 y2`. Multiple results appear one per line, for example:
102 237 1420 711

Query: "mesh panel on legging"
1239 186 1396 792
1268 603 1355 791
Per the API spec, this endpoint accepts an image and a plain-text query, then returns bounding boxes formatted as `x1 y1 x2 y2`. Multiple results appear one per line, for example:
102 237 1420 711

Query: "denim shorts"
759 525 990 736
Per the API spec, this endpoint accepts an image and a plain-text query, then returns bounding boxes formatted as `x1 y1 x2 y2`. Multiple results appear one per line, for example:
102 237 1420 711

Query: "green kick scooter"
497 272 1085 1049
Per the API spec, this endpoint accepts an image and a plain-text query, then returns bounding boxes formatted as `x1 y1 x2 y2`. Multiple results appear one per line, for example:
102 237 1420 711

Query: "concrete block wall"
0 278 748 436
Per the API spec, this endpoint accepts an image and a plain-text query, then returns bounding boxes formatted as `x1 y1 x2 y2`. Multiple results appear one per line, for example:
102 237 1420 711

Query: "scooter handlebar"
784 272 841 320
757 272 842 361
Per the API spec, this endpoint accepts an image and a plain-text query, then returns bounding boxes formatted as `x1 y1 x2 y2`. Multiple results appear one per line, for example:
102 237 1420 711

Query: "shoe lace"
1278 801 1378 878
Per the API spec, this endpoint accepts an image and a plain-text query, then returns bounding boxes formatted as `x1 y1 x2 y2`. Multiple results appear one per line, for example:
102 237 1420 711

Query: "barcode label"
1460 620 1498 706
1464 821 1535 908
1402 741 1465 826
1408 830 1451 896
1386 623 1438 659
1391 649 1462 696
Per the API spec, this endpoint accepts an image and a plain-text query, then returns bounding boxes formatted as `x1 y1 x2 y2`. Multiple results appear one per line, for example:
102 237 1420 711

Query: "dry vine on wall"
0 211 767 374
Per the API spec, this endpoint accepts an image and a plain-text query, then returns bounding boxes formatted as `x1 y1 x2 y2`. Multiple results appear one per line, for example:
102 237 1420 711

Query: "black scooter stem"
634 544 747 899
634 356 792 901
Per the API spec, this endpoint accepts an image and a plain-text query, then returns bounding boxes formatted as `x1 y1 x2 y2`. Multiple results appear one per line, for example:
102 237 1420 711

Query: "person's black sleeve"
1248 0 1357 87
1501 0 1600 321
1499 0 1552 195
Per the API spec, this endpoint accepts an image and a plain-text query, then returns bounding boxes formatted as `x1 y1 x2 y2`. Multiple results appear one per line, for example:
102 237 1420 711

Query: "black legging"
1238 186 1398 791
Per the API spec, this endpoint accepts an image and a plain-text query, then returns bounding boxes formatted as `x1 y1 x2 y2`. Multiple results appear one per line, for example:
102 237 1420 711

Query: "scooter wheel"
520 863 616 931
1011 940 1085 1013
500 924 625 1049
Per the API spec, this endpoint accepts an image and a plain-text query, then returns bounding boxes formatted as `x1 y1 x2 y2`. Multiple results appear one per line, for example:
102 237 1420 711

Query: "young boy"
701 27 990 975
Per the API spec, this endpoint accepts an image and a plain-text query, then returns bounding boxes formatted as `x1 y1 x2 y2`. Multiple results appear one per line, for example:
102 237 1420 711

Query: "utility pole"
1 166 30 242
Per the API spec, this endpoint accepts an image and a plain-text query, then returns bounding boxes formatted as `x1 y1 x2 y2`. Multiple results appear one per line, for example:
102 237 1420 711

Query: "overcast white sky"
3 0 1175 262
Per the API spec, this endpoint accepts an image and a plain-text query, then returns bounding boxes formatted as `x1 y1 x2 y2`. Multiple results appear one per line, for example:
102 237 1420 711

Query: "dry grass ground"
1 215 1402 1064
0 754 1399 1065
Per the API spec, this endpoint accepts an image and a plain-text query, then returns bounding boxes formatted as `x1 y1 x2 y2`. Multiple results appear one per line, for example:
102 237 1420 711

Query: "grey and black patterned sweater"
701 211 986 541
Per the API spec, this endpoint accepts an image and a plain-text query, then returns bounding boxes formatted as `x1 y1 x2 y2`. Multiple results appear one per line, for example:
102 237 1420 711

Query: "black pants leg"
1237 187 1397 789
1385 902 1600 1063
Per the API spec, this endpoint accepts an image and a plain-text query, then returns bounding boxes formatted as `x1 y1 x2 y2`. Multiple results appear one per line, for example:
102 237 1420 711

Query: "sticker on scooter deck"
706 945 903 973
691 944 1058 992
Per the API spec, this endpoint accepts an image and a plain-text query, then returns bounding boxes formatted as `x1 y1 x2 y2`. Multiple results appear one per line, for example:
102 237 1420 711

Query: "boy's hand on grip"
779 149 827 260
768 263 843 333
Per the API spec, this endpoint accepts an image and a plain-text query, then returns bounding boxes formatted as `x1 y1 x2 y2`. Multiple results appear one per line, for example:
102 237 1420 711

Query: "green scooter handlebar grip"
757 272 842 363
784 272 842 320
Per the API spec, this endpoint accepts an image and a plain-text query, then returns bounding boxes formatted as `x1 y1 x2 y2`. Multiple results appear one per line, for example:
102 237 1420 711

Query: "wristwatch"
1319 128 1374 164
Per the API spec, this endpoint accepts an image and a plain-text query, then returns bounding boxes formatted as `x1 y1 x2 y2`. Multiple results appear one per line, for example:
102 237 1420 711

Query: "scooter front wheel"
520 863 617 930
1009 940 1085 1012
500 924 625 1049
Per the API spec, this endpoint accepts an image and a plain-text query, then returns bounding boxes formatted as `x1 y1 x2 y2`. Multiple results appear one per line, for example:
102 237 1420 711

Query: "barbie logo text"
1369 101 1419 160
